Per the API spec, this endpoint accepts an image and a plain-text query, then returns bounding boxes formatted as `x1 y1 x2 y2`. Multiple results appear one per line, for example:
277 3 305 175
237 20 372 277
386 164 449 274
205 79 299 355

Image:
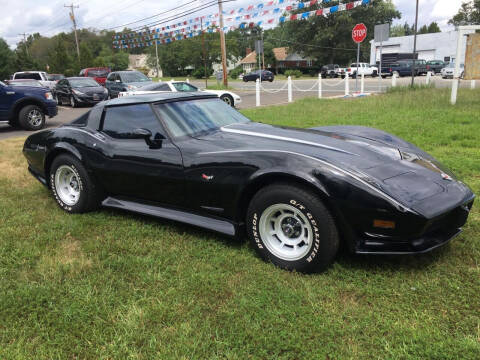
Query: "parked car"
242 70 274 82
426 60 446 74
340 63 378 78
0 79 57 130
54 77 108 107
23 93 474 272
320 64 341 78
381 61 417 78
47 74 65 82
79 67 111 86
119 80 242 107
105 70 153 98
441 63 464 79
6 79 44 87
12 71 57 90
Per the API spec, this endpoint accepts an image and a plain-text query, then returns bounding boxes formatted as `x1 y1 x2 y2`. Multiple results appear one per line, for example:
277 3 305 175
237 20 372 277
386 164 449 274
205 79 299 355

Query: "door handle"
6 91 15 95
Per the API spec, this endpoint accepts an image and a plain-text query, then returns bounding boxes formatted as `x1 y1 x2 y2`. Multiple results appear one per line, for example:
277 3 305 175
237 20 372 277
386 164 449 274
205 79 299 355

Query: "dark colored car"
54 77 108 107
79 67 111 86
105 70 153 98
0 80 57 130
23 92 474 272
242 70 274 82
426 60 446 74
381 61 417 78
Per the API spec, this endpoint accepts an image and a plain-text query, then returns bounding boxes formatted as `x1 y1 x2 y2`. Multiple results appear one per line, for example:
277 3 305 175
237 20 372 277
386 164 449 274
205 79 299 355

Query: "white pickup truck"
340 63 378 78
12 71 57 90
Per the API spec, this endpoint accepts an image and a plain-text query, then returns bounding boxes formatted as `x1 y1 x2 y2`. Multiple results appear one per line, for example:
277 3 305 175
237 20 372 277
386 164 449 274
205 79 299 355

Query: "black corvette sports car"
23 92 474 272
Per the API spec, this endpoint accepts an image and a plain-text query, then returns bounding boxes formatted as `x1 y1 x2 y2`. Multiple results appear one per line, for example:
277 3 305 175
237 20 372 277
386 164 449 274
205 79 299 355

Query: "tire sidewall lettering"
50 163 83 212
251 199 321 262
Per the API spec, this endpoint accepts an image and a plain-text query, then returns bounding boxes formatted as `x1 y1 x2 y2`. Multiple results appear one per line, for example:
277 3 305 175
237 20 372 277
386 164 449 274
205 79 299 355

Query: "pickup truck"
380 60 421 78
12 71 57 91
320 64 341 78
340 63 378 78
0 80 57 130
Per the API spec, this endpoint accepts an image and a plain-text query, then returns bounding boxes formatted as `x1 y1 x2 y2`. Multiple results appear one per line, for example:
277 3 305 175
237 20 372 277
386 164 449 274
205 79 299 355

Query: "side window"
156 83 171 91
107 73 115 81
102 104 165 140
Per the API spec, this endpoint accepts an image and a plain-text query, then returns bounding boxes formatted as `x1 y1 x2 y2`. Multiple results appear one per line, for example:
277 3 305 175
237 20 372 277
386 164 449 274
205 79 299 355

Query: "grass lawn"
1 88 479 359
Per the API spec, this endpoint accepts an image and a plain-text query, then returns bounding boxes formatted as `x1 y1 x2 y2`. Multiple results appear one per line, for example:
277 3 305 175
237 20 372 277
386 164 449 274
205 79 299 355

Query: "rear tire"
50 154 102 213
247 183 339 273
18 105 45 131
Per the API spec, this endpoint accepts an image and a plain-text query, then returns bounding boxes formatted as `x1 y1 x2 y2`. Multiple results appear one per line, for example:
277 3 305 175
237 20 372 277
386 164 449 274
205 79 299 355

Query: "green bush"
229 66 244 79
284 69 303 78
192 67 213 79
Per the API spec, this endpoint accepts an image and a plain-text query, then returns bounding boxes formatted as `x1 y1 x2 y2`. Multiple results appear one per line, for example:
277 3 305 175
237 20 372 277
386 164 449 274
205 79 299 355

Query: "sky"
0 0 466 49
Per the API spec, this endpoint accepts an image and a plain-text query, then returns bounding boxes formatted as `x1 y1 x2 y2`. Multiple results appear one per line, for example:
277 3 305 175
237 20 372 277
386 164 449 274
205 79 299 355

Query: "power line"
128 0 237 33
110 0 219 33
267 36 357 51
104 0 198 31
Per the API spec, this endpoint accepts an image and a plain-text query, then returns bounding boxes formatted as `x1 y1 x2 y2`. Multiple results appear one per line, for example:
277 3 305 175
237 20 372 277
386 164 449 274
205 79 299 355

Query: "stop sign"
352 23 367 43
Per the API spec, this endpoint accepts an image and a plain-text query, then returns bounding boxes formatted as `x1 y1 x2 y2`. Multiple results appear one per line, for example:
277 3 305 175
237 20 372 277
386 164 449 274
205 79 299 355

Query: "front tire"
18 105 45 131
50 154 102 213
220 94 234 107
247 183 339 273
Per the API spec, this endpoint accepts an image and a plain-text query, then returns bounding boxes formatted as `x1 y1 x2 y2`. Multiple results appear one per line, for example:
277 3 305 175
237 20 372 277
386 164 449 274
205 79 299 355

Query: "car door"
56 80 67 102
90 103 184 206
0 84 15 120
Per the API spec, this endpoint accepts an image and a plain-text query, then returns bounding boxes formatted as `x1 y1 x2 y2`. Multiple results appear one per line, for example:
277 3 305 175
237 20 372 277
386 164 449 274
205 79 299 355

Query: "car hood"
74 86 105 94
213 123 472 213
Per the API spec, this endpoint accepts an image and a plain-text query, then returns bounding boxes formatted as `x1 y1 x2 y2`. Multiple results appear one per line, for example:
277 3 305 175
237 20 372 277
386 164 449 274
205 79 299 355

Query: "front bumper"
74 93 108 104
355 198 474 254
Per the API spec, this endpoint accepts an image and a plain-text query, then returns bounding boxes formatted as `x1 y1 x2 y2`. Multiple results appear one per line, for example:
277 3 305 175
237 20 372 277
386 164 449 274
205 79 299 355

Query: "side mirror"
131 128 164 148
132 128 152 139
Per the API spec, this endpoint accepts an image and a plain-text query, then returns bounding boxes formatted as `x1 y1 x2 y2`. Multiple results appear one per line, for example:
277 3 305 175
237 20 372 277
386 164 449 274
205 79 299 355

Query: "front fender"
44 142 83 181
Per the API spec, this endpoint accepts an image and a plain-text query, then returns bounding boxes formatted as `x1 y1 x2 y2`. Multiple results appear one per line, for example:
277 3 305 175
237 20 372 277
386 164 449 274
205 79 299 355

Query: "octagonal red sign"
352 23 367 43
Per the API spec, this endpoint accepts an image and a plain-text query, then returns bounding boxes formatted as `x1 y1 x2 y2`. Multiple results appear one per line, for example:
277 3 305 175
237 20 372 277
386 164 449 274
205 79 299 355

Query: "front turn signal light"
373 219 395 229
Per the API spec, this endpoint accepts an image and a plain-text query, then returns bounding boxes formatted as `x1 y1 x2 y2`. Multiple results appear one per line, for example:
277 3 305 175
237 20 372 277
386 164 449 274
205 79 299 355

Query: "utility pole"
411 0 419 86
217 0 228 87
18 32 29 56
201 18 208 88
155 39 160 79
261 29 265 70
65 3 80 59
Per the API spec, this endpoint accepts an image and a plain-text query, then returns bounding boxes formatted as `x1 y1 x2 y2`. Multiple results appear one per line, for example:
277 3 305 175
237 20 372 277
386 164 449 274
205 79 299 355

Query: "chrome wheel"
27 109 43 127
259 203 313 261
221 95 233 106
55 165 81 206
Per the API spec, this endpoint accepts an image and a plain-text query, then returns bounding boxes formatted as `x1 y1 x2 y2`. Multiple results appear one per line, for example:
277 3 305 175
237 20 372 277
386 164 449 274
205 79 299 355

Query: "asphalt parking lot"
0 75 475 141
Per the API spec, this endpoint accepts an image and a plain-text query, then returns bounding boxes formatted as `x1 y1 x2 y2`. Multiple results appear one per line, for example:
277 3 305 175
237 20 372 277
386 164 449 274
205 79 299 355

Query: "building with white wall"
369 30 476 65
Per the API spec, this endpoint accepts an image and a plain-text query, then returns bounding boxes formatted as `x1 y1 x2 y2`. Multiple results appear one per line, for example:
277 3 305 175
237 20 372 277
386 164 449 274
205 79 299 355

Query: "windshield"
121 72 150 83
155 98 250 138
15 73 42 80
87 69 109 77
69 78 100 87
172 82 198 92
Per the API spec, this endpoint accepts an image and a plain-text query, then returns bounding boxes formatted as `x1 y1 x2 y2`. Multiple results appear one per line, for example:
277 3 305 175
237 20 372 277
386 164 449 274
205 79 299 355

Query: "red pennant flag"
310 0 317 5
286 5 292 11
346 2 354 10
267 18 274 23
316 9 323 16
290 14 297 21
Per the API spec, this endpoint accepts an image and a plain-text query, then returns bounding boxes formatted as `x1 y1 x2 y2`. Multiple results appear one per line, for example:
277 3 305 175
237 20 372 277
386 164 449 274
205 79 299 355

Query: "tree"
0 38 15 80
449 0 480 26
427 22 441 33
390 24 405 37
280 0 401 65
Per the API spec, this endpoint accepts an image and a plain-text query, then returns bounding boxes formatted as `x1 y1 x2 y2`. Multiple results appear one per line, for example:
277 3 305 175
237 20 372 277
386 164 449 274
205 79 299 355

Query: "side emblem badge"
441 173 452 181
202 174 214 181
